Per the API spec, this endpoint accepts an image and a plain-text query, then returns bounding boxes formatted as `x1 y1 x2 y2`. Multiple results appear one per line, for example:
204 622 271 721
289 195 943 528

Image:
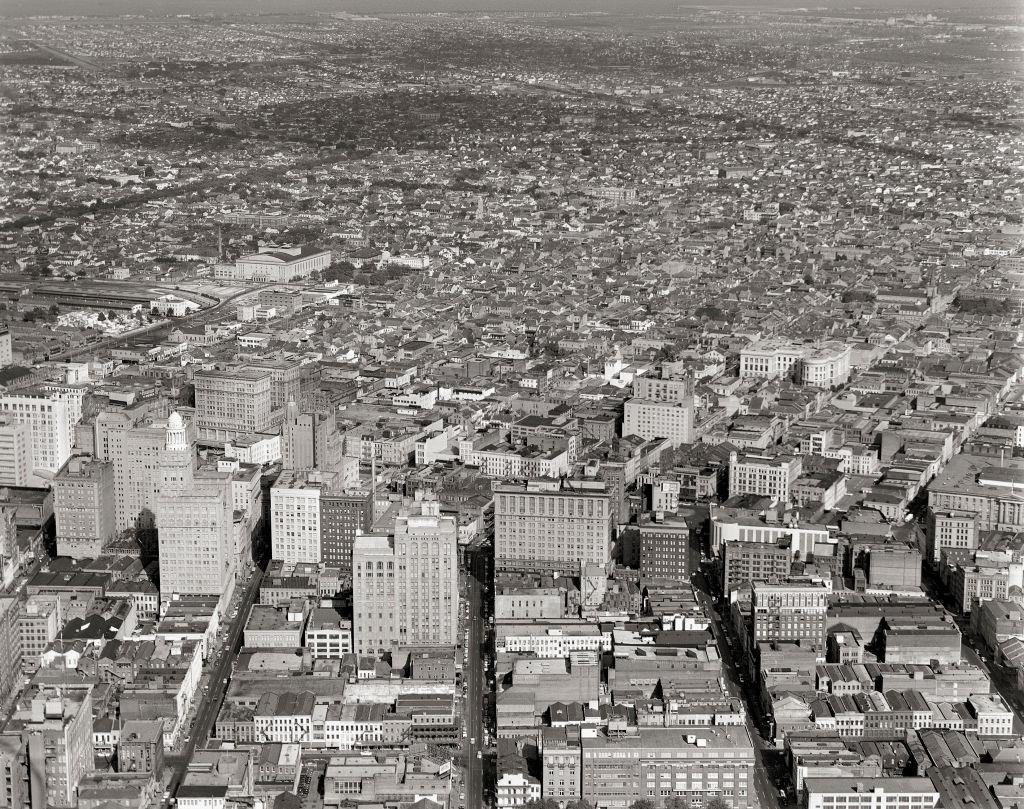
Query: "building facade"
53 456 114 559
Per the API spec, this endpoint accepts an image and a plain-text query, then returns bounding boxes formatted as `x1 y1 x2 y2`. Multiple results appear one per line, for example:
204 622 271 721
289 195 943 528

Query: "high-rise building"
271 470 329 564
638 513 693 583
156 413 235 597
352 499 458 655
494 480 612 575
21 687 94 809
622 398 695 447
0 418 32 486
281 401 342 472
0 327 11 367
728 452 803 502
0 735 27 809
632 374 694 403
0 596 21 706
53 456 114 559
0 391 72 474
17 596 59 675
723 539 792 591
107 419 165 535
752 580 829 652
249 359 304 411
193 366 273 440
926 509 979 564
21 688 94 809
320 489 374 577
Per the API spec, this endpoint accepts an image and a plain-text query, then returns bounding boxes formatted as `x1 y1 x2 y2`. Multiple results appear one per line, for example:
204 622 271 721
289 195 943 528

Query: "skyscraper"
352 498 458 655
21 688 94 809
193 366 273 440
53 456 115 558
281 400 342 472
0 418 33 486
156 413 235 598
0 391 72 474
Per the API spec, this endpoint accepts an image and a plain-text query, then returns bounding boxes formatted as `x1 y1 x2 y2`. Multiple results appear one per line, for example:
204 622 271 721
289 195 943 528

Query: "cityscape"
0 2 1022 809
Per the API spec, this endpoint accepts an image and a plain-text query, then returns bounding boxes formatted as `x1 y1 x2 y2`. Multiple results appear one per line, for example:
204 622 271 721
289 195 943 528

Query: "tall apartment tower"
281 401 342 472
21 688 94 809
193 367 273 441
0 391 72 474
0 418 33 486
53 456 115 558
156 413 234 597
352 498 458 655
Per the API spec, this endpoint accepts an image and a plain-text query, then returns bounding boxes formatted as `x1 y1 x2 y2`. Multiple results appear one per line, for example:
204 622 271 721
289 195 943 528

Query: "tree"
706 799 732 809
630 801 656 809
665 798 689 809
524 800 561 809
567 801 594 809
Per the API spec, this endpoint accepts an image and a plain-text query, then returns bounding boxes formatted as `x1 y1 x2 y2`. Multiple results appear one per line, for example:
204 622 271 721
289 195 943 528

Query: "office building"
305 606 353 659
623 398 695 448
752 581 829 652
320 489 374 577
193 367 273 440
108 418 166 535
156 413 235 597
0 391 72 474
271 471 329 564
281 401 342 471
541 727 756 809
0 327 11 366
21 688 95 809
803 778 938 809
18 596 59 675
633 375 694 404
723 539 792 591
638 513 693 582
53 456 114 559
0 596 21 706
728 452 803 502
927 455 1024 532
352 499 458 655
926 510 979 564
0 419 32 486
494 480 612 575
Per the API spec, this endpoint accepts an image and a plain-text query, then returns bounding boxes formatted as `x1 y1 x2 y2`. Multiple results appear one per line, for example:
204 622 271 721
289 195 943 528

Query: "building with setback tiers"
352 498 458 655
156 413 235 598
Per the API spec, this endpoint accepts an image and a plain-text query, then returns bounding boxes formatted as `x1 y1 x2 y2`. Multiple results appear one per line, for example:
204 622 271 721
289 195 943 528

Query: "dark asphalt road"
163 568 264 803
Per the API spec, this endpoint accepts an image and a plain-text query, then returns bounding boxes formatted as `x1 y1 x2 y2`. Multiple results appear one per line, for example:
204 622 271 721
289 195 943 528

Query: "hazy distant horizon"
3 0 1020 18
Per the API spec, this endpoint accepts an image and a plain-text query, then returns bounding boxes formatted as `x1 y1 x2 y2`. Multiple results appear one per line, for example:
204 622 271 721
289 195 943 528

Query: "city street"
164 567 264 802
463 552 486 809
692 567 782 809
